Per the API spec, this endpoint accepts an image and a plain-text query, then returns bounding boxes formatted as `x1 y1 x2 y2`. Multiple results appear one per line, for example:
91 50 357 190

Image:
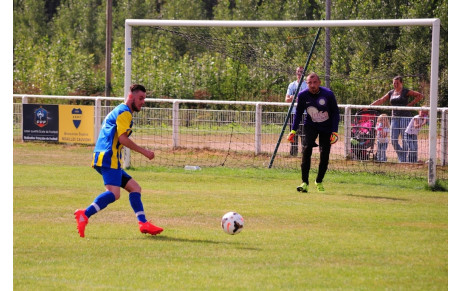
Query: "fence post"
21 95 28 141
22 95 28 104
94 98 101 143
441 109 448 166
255 103 262 155
343 106 351 158
172 100 180 148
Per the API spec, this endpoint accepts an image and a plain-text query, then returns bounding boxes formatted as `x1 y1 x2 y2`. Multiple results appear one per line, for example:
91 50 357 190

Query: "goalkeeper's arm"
287 103 304 143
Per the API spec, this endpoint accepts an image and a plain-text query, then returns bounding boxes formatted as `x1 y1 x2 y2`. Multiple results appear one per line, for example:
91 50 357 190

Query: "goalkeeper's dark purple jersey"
291 86 340 133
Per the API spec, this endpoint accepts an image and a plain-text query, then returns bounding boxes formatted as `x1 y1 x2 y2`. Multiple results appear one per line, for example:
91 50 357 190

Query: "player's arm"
118 133 155 160
329 94 340 145
116 111 154 160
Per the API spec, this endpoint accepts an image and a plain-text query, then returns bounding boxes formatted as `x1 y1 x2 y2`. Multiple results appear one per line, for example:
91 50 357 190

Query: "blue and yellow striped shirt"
92 103 133 169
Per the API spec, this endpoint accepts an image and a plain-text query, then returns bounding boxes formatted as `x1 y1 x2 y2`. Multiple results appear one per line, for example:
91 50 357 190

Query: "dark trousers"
301 126 331 185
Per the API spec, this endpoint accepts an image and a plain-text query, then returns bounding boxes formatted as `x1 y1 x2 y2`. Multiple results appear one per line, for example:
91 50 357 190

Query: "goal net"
123 19 445 183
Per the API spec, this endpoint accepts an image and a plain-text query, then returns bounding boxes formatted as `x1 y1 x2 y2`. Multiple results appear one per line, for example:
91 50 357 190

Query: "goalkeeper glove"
287 130 296 143
330 132 339 145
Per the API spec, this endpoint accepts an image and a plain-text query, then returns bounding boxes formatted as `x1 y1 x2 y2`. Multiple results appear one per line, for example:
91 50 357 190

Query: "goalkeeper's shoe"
315 181 325 192
139 221 164 236
74 209 88 238
296 182 308 193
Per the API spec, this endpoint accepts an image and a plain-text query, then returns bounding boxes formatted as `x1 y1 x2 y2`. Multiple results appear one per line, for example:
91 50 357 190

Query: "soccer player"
287 73 340 193
74 84 163 237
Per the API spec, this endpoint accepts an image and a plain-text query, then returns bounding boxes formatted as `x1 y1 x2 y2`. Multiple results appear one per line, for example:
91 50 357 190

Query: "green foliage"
13 35 104 95
13 0 49 43
13 0 447 107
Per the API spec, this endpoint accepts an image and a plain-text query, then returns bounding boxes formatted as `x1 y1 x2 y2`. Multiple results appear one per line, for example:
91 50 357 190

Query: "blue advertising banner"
22 104 59 142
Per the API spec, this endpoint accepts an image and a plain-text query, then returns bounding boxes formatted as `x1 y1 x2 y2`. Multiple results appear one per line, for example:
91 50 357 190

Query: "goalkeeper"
287 72 340 193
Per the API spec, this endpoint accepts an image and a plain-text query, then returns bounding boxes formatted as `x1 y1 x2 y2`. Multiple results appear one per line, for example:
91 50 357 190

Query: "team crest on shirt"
318 98 326 106
33 107 48 128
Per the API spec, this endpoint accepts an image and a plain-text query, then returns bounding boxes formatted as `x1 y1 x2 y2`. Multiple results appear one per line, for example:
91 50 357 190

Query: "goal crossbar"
125 19 438 28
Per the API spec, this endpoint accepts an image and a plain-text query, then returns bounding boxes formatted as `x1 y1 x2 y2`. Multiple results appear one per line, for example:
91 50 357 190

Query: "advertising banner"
22 104 59 142
22 104 95 144
58 105 94 144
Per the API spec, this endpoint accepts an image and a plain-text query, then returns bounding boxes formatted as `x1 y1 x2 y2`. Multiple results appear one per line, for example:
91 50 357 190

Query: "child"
404 110 429 163
375 114 390 162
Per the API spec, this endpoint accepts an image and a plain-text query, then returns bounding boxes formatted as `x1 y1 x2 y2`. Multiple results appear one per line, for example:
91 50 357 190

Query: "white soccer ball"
221 212 244 235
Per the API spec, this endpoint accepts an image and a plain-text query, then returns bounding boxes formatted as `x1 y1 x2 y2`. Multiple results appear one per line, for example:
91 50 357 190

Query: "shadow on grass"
346 194 408 201
143 235 262 251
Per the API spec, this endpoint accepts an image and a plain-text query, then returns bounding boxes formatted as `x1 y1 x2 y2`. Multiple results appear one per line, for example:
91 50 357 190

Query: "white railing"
13 94 448 183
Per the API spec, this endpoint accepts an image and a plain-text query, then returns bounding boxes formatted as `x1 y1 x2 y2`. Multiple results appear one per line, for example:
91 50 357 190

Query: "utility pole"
105 0 112 97
325 0 331 88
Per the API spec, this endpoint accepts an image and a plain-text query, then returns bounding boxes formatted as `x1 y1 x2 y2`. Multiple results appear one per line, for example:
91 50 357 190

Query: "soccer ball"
221 212 244 235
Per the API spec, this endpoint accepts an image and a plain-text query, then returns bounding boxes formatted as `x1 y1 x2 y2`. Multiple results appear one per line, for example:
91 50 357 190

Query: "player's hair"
307 72 320 80
393 75 403 83
130 84 146 93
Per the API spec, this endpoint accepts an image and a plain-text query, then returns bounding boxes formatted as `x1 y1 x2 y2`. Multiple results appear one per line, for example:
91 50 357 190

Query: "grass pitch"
13 142 447 290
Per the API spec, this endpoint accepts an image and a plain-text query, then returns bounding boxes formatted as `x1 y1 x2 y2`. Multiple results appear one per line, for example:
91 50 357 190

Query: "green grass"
13 143 448 290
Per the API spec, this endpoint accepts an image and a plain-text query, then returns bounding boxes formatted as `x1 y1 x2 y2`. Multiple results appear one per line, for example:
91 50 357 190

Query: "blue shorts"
94 166 132 188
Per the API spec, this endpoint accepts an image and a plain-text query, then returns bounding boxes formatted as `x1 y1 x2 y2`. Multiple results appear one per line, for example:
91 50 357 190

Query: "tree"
12 0 448 107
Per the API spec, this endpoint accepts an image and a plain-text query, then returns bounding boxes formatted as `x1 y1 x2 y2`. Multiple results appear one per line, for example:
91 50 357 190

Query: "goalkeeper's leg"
299 126 318 187
315 131 332 191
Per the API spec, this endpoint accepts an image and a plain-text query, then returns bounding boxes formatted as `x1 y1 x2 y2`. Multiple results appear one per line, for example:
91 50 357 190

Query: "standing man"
287 73 340 193
285 66 308 156
74 84 163 238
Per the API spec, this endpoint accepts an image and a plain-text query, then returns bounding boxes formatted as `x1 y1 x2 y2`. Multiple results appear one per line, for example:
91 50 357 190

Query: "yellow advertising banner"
58 105 94 144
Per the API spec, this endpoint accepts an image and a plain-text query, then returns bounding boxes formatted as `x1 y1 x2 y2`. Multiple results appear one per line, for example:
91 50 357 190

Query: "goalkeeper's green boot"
296 182 308 193
315 181 325 192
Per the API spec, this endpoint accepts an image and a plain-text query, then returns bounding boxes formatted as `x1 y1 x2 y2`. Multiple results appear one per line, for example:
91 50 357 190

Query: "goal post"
124 19 441 186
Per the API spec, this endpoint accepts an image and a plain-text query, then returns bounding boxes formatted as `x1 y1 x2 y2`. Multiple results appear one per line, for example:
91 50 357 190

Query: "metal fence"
13 94 448 182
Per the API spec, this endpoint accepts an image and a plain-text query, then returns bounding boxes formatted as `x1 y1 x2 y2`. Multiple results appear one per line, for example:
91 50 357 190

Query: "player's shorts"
94 166 132 188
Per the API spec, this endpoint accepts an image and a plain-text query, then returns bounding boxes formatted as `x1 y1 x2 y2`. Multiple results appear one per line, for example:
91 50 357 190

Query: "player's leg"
297 126 318 192
123 174 163 236
74 167 120 237
86 167 120 217
315 131 332 192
